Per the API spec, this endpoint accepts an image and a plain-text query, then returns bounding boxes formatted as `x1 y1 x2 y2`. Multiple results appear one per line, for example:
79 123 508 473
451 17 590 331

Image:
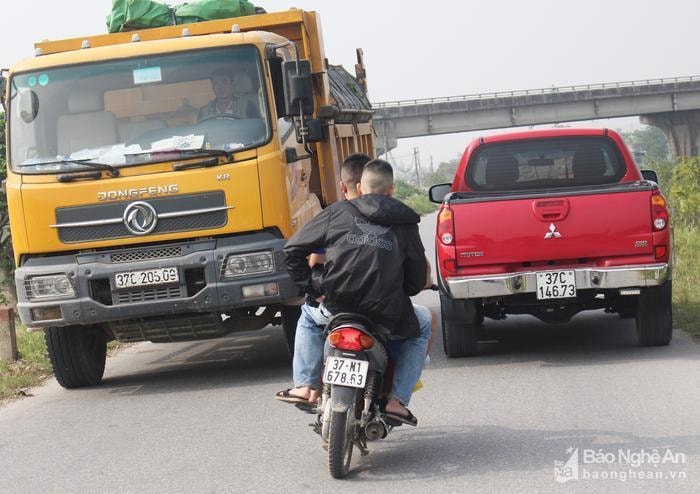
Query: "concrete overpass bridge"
372 75 700 157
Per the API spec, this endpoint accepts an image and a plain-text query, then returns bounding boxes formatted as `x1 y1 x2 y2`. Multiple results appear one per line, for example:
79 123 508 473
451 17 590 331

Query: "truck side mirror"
429 183 452 203
282 60 314 117
641 170 658 183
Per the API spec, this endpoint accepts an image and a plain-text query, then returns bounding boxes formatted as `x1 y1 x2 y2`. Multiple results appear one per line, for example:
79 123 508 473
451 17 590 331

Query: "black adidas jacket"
283 194 427 338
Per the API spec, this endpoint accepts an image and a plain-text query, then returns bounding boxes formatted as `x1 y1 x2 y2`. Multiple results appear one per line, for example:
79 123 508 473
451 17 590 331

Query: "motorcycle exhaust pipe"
364 419 388 441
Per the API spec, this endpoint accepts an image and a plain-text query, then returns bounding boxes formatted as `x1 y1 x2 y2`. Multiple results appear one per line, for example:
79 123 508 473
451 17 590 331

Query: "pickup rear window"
466 137 626 191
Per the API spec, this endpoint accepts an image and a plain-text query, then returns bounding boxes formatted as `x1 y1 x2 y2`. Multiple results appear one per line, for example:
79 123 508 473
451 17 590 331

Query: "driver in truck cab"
197 68 260 120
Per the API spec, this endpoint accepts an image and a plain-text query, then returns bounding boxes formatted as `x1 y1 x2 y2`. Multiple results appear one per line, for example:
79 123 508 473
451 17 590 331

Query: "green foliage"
424 157 460 187
393 179 421 201
393 179 438 215
669 158 700 228
672 228 700 335
0 326 51 401
403 194 438 215
619 126 669 162
0 113 13 305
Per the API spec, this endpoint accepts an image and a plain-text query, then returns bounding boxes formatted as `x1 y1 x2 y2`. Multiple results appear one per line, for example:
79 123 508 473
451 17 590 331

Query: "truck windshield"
8 45 269 174
466 137 626 191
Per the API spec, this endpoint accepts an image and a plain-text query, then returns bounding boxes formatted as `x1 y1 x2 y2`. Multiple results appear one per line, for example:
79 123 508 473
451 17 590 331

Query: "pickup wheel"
440 293 478 357
281 306 301 357
636 280 673 346
44 325 107 389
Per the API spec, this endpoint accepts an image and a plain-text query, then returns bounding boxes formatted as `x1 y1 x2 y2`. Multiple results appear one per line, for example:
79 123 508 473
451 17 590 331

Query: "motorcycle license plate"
536 270 576 300
323 357 369 388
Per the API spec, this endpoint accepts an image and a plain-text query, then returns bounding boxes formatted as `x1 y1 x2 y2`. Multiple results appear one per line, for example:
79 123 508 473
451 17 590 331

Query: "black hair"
361 158 394 193
341 153 372 188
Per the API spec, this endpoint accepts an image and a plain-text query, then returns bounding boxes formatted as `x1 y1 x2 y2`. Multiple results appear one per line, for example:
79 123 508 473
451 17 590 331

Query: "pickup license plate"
323 357 369 388
536 270 576 300
114 267 179 289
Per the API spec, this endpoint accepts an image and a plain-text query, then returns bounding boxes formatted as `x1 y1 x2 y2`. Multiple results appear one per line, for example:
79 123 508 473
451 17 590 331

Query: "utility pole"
413 147 422 189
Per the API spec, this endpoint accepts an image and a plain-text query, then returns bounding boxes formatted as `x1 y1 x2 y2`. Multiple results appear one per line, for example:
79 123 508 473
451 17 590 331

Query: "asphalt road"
1 212 698 493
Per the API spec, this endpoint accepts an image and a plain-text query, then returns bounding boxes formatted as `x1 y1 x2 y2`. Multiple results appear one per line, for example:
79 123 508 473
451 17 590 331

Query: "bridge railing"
373 75 700 109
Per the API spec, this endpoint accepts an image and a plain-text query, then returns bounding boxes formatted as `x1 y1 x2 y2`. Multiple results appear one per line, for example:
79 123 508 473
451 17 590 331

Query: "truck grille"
110 247 182 263
54 192 227 243
115 286 182 304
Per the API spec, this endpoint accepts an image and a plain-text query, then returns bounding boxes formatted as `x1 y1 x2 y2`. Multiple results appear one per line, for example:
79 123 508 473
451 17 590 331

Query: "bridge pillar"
372 118 398 156
641 110 700 158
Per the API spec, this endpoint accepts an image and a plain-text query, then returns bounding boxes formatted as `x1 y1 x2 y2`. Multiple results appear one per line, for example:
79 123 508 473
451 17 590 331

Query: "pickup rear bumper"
443 263 669 299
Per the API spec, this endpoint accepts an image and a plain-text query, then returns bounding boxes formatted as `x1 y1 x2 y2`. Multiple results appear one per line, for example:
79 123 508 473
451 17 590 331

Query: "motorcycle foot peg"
364 420 388 441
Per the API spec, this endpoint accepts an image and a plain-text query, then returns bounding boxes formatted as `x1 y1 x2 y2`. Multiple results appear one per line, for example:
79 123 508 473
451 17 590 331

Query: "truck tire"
44 326 107 389
281 306 301 357
636 280 673 346
440 293 478 357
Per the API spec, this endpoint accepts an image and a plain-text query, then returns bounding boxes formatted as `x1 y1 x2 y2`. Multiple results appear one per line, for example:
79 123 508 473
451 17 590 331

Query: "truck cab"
1 10 375 387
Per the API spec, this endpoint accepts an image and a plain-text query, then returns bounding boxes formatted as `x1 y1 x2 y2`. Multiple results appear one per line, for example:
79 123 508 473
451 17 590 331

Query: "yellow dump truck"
0 9 374 387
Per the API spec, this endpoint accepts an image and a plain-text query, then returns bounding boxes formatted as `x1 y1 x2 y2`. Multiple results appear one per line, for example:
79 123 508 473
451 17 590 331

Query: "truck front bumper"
14 232 300 329
443 263 669 299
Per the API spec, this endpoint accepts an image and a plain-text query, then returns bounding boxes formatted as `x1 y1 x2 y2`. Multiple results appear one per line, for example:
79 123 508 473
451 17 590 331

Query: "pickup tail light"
437 205 457 272
655 245 667 260
437 206 455 245
328 328 374 351
651 190 669 231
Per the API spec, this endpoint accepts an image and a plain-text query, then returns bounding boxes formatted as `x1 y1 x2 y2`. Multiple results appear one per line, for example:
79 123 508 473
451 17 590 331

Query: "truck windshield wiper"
31 158 120 179
170 149 234 171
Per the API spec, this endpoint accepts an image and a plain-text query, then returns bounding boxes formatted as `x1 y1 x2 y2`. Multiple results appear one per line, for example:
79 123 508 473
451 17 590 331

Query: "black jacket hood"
349 194 420 226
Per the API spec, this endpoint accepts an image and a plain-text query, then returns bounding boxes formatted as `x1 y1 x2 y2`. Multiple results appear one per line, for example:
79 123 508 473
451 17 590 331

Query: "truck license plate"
114 267 179 289
536 270 576 300
323 357 369 388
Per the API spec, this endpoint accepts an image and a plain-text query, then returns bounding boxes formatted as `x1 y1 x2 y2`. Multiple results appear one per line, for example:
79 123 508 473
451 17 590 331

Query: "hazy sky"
2 0 698 169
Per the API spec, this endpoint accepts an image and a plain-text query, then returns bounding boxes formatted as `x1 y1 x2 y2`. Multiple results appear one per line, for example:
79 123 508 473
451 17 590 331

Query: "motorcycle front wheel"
328 406 354 478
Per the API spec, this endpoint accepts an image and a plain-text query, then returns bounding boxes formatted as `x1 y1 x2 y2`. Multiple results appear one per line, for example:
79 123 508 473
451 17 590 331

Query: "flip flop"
384 408 418 427
275 388 311 404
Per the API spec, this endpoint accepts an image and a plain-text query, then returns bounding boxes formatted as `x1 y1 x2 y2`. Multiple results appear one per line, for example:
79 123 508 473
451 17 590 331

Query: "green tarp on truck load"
106 0 259 33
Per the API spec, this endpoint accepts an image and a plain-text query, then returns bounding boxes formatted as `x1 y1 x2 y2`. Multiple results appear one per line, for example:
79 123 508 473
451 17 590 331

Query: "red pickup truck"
429 128 672 357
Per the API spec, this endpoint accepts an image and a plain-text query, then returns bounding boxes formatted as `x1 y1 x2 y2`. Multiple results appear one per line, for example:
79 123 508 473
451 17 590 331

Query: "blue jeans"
292 303 432 406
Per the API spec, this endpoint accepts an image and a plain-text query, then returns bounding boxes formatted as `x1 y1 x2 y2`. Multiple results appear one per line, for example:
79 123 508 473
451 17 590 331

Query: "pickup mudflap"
443 263 669 299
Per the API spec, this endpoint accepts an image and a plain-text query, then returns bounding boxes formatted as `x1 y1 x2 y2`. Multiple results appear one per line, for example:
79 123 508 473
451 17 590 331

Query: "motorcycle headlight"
25 274 76 300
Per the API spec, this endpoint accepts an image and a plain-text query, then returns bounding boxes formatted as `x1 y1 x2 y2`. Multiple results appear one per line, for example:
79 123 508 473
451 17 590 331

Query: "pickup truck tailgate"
452 188 653 267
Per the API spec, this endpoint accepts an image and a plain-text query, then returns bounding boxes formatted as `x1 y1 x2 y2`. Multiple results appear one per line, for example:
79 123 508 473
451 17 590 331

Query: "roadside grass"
0 326 51 402
673 227 700 336
0 326 130 403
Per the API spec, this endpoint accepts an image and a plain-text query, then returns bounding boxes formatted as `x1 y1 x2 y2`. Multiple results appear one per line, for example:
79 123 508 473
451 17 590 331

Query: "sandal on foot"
384 408 418 426
275 388 311 404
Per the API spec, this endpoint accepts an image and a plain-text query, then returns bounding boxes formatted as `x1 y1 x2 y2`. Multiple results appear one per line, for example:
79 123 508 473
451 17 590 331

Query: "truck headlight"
222 251 275 278
25 274 76 300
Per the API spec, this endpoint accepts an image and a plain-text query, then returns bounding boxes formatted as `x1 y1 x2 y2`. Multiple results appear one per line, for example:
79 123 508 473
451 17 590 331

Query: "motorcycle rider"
277 159 431 425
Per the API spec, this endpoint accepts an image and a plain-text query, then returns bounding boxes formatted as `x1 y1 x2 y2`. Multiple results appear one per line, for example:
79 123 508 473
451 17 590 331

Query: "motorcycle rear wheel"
328 408 354 478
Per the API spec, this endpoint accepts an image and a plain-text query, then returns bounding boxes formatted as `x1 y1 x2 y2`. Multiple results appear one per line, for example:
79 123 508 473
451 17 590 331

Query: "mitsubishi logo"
123 201 158 235
544 223 562 239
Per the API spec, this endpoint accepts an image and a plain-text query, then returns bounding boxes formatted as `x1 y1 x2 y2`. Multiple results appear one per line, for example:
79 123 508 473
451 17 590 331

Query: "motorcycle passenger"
277 159 431 425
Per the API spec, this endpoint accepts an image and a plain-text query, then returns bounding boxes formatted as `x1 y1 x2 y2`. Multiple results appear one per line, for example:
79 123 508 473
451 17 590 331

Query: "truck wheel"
636 280 672 346
280 306 301 357
44 326 107 389
440 293 478 357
